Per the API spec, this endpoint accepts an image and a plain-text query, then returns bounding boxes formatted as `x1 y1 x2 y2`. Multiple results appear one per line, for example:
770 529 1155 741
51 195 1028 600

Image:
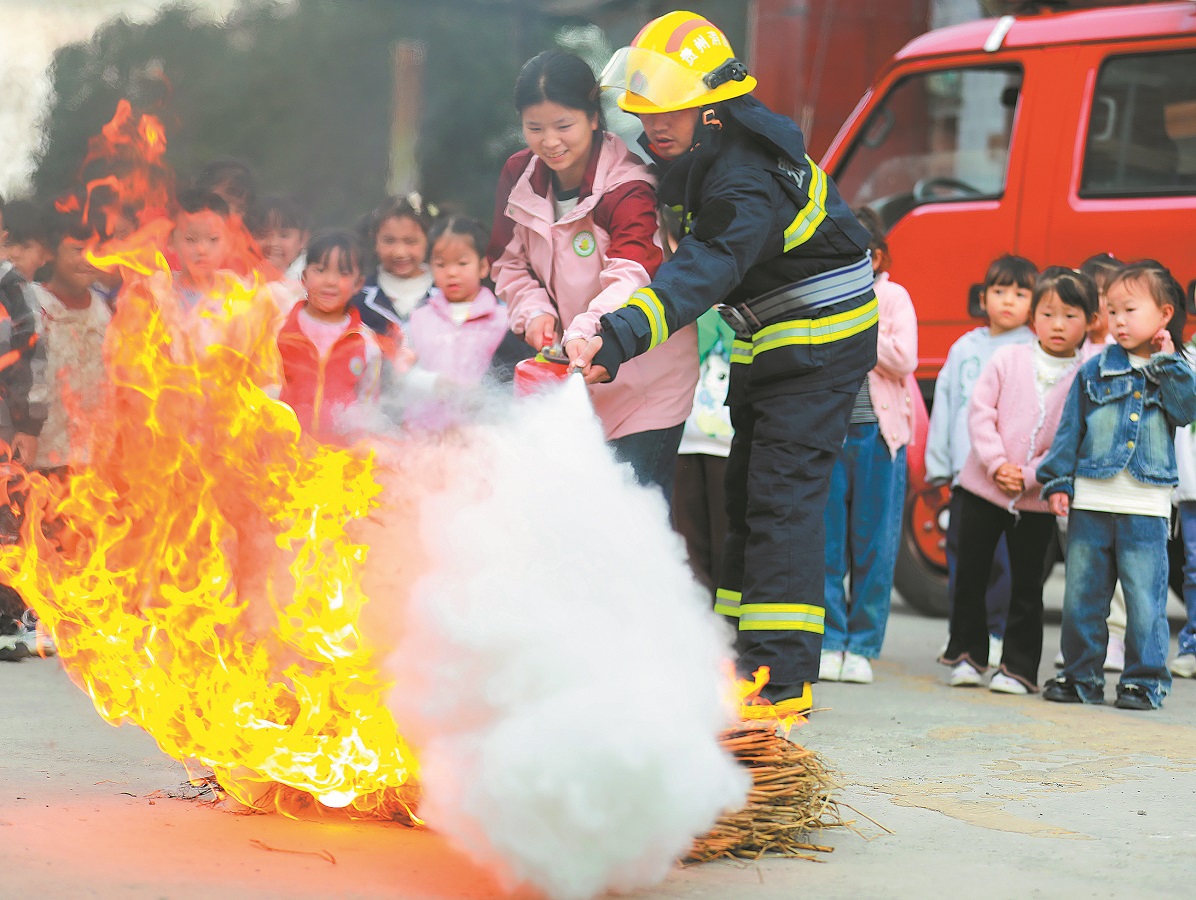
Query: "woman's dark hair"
1032 266 1098 320
1108 259 1187 353
305 229 362 276
984 254 1037 292
515 50 605 131
1078 252 1121 294
428 215 488 259
249 194 308 235
195 157 257 212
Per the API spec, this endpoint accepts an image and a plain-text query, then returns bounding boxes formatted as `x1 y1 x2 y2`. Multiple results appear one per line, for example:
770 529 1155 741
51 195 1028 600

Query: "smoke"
377 376 749 900
0 0 243 198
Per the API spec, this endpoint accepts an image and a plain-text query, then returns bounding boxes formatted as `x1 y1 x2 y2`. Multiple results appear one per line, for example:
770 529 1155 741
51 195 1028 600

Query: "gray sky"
0 0 246 197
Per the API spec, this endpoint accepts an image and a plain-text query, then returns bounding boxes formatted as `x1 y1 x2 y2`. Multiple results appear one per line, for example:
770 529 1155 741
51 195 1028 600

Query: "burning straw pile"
688 723 841 863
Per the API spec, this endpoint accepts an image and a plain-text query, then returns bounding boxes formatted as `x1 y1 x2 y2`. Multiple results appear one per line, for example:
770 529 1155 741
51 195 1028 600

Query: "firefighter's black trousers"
715 304 877 701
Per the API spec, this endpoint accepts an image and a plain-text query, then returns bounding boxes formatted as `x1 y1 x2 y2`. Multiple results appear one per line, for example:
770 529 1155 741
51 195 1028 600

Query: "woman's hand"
1151 328 1175 356
565 336 610 385
524 315 559 352
994 462 1024 496
1049 493 1070 517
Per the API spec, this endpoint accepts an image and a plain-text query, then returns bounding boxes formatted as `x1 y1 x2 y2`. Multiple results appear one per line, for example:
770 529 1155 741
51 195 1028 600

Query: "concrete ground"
2 574 1193 899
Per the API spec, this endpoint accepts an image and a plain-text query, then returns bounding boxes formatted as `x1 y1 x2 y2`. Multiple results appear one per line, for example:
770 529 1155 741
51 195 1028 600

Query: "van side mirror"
1187 280 1196 316
968 284 986 319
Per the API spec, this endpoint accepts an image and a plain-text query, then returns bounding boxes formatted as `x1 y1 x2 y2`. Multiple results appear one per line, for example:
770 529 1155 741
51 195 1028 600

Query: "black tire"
893 495 950 618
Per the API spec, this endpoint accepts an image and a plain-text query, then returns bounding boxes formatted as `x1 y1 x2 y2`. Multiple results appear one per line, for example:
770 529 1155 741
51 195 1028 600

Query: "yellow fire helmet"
600 11 758 115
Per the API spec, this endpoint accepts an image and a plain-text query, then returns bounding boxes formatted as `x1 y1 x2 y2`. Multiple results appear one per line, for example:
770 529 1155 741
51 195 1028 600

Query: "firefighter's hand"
566 336 610 384
524 315 559 352
11 434 36 466
994 462 1024 496
1049 493 1070 517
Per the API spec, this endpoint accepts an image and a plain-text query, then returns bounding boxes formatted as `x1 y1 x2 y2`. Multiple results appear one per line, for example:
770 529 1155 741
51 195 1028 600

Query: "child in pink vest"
405 217 509 387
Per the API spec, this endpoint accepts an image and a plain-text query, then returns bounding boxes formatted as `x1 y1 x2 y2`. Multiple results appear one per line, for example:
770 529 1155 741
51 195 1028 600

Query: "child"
1079 253 1120 350
252 194 310 283
1052 253 1128 673
0 198 52 659
672 308 735 597
405 216 509 386
1040 261 1196 710
940 267 1095 693
277 230 382 443
155 188 281 380
353 195 433 337
2 199 54 283
30 212 111 473
820 208 918 685
0 199 48 468
1173 361 1196 678
196 157 258 220
926 254 1036 663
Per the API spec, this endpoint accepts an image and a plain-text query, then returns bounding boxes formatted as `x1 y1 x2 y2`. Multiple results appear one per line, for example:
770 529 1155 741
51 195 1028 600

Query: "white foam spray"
379 376 749 900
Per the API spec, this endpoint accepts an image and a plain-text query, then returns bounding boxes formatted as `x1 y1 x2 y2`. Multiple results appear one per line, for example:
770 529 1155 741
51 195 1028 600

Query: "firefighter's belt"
717 254 874 340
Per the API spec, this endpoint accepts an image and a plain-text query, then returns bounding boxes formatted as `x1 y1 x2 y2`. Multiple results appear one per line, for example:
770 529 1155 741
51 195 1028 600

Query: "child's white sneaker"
840 653 873 684
949 661 983 687
1170 654 1196 678
989 672 1029 695
1103 633 1125 672
988 634 1004 667
819 650 844 682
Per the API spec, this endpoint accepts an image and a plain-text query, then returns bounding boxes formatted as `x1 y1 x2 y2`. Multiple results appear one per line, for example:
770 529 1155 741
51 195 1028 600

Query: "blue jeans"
1178 501 1196 657
1061 509 1172 706
610 423 685 507
823 424 906 659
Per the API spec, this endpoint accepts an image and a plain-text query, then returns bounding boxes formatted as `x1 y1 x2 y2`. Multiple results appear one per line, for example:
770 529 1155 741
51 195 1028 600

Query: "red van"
819 2 1196 614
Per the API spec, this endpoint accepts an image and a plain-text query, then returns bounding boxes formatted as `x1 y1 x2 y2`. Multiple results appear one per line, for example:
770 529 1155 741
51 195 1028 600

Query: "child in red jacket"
278 230 383 443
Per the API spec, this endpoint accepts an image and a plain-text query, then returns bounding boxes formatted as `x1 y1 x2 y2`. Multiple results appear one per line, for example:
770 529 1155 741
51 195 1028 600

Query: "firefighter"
570 11 878 716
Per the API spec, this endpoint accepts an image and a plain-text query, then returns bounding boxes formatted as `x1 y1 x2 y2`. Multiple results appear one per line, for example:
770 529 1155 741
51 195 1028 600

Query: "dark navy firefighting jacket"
595 95 875 398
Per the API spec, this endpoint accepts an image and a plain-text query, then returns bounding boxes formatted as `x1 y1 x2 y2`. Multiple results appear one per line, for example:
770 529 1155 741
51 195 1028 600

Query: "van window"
833 67 1022 228
1081 51 1196 198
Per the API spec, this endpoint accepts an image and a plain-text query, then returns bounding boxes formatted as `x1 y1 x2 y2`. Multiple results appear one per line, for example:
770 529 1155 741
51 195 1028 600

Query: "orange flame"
1 102 419 816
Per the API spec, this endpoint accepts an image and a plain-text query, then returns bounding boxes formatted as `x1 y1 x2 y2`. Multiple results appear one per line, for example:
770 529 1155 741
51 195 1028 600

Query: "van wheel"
893 486 950 618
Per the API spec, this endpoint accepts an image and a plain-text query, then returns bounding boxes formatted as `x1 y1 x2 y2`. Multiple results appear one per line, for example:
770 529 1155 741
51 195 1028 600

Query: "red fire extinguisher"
513 346 573 397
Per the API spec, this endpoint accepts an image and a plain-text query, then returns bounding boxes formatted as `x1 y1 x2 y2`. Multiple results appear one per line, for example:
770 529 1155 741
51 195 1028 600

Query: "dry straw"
686 722 843 863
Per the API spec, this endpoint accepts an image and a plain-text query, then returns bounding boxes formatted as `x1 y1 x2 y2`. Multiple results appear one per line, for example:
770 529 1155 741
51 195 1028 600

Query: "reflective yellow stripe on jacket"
737 603 825 634
627 288 669 350
730 296 879 365
783 157 828 252
714 588 741 617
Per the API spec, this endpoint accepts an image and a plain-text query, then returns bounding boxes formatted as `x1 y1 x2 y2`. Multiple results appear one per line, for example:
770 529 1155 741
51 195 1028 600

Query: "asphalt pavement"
2 573 1193 899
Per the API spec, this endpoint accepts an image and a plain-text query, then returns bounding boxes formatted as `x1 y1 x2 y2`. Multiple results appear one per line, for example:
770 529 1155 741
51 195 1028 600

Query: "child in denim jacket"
1039 261 1196 710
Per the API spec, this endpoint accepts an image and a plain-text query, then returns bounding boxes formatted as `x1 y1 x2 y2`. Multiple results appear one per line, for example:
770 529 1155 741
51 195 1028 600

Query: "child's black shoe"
1042 675 1083 703
1114 684 1155 711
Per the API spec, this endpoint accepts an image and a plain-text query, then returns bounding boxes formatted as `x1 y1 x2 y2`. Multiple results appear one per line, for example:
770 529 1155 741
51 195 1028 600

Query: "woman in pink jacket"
940 268 1098 694
820 209 919 686
488 50 697 500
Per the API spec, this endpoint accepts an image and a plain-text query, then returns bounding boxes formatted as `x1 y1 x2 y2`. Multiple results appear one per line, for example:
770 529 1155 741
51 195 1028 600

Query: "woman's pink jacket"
489 132 697 440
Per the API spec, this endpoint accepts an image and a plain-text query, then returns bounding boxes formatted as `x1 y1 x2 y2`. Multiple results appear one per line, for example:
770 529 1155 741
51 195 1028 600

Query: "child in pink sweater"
940 267 1098 693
